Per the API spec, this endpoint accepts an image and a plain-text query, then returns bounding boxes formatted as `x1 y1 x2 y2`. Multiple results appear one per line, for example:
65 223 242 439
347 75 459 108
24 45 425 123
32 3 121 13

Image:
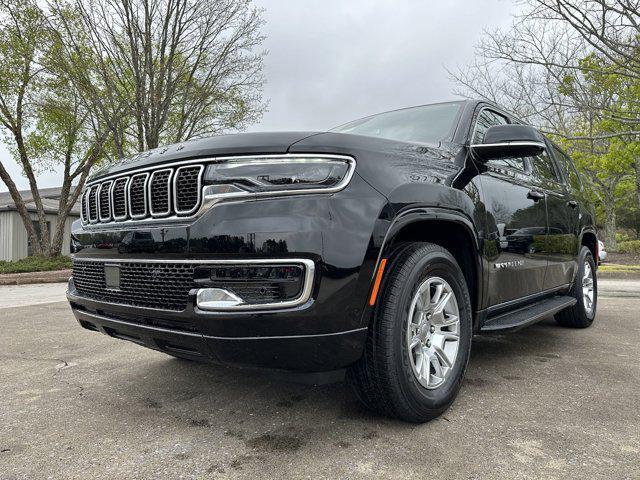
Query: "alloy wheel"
406 276 461 389
582 261 595 315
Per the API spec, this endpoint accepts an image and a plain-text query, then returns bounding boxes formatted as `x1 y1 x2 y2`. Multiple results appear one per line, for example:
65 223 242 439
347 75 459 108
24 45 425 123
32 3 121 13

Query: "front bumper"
68 285 367 371
67 177 387 371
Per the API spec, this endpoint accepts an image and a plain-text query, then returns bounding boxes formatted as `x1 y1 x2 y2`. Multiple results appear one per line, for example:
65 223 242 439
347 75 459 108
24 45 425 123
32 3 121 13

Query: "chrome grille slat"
174 165 204 216
88 185 99 223
81 163 203 226
81 189 89 223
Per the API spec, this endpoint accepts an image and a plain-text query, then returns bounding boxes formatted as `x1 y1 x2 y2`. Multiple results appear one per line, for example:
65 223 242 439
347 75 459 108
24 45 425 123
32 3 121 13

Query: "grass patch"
599 263 640 273
618 240 640 255
0 255 72 274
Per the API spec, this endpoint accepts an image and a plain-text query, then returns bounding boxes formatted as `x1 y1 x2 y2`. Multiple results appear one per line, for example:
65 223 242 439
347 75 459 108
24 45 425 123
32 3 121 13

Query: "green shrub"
616 232 632 243
617 240 640 255
0 255 72 274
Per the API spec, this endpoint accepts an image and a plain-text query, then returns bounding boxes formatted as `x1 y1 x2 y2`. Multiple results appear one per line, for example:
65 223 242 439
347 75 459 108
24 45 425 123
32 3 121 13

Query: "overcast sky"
0 0 515 192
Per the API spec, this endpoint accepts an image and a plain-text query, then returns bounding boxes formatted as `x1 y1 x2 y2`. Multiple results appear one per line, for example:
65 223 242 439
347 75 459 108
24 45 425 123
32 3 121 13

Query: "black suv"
68 100 598 422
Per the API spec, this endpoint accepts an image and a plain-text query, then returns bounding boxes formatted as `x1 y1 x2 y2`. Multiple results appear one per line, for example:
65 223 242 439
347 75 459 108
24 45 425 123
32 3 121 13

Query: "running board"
481 295 577 333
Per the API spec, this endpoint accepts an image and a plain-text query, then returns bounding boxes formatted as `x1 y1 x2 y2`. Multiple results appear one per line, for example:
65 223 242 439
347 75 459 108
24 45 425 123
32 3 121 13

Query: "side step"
481 295 577 333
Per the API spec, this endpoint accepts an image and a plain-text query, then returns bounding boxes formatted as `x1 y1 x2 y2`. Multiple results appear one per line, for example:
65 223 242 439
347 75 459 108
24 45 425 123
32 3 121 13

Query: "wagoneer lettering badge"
494 260 525 269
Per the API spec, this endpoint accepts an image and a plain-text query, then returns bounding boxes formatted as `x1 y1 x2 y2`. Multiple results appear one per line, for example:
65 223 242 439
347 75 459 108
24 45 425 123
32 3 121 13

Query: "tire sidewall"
576 247 597 322
389 248 473 412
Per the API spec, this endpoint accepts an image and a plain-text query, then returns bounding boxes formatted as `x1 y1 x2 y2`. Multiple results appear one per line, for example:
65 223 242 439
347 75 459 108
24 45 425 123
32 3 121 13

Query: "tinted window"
531 152 561 183
474 109 527 171
473 109 509 143
332 102 463 144
551 144 582 189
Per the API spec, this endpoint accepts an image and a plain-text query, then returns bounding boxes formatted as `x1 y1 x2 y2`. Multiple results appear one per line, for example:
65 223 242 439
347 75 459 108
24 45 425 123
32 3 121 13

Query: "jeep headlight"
202 155 355 199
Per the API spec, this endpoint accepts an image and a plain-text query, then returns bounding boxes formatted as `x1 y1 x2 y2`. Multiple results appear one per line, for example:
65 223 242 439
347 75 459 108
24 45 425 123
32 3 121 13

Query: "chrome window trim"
128 172 150 220
80 154 356 229
111 177 130 221
470 141 547 150
71 257 316 312
97 180 113 223
148 168 173 217
173 165 204 216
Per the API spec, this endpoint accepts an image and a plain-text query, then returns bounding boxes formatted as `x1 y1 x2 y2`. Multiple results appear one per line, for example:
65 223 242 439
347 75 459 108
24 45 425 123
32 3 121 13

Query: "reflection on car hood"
89 131 322 181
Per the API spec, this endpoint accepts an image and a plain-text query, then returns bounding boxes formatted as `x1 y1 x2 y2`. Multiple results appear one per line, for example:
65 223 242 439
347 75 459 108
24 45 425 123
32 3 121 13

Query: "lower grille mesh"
72 260 195 311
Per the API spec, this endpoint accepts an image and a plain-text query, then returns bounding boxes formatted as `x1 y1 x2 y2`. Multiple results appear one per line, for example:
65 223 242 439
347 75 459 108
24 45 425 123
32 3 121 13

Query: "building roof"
0 186 81 216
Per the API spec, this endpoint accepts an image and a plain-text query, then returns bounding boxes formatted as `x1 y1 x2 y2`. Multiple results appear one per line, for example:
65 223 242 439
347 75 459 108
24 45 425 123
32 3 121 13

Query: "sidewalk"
0 283 69 309
0 269 71 286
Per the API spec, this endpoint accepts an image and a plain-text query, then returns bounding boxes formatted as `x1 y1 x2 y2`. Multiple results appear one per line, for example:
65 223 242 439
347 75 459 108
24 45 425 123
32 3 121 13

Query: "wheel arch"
580 228 598 263
371 208 483 317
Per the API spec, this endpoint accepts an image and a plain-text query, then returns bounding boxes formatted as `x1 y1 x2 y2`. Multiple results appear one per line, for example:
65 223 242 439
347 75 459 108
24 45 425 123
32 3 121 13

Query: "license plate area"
104 264 121 291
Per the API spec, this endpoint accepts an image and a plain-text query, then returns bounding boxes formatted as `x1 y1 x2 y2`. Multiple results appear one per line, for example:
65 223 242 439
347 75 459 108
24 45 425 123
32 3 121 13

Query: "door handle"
527 190 544 202
567 200 578 209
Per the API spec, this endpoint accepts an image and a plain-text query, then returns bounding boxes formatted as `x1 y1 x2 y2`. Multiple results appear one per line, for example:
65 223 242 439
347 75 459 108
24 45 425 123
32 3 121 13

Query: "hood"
288 131 463 197
89 131 321 180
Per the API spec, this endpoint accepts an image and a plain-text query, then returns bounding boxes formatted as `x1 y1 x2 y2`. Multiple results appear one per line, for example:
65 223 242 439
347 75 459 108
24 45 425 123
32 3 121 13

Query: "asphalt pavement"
0 280 638 479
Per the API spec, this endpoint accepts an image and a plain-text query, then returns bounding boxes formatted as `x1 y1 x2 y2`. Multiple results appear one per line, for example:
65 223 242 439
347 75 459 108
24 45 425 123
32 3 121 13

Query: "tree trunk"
636 157 640 216
0 161 42 254
603 200 618 251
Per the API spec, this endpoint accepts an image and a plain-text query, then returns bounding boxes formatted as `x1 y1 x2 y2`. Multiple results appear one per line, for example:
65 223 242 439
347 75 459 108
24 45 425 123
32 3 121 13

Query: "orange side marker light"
369 258 387 306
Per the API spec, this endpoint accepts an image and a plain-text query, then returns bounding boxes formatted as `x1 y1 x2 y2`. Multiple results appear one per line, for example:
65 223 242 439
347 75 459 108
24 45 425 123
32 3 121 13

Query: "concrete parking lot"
1 281 639 479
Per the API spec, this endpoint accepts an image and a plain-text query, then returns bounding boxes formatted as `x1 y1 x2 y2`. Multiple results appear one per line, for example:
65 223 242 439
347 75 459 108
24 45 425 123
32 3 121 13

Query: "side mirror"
470 124 546 162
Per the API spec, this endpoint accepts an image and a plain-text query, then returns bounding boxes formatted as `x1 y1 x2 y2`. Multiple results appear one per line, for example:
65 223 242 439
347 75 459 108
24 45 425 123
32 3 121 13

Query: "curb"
0 269 71 286
597 271 640 280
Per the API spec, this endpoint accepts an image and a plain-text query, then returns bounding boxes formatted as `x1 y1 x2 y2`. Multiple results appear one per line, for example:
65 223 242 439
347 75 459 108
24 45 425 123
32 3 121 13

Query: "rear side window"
551 143 582 189
474 109 526 172
473 109 509 143
530 152 561 184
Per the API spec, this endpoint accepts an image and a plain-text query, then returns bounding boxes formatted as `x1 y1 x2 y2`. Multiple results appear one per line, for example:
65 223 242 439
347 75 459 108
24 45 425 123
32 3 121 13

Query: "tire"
347 242 473 423
555 246 597 328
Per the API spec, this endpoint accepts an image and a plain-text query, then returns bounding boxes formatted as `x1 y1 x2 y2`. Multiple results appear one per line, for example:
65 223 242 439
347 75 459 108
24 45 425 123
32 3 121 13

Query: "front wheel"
347 243 473 423
555 246 597 328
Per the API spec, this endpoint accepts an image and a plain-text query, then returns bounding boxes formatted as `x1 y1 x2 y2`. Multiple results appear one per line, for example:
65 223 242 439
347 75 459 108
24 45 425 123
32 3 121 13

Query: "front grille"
80 163 204 225
149 169 172 216
72 259 196 311
88 185 99 222
112 178 128 219
73 259 312 312
81 189 89 223
175 166 203 214
129 173 148 218
99 181 112 221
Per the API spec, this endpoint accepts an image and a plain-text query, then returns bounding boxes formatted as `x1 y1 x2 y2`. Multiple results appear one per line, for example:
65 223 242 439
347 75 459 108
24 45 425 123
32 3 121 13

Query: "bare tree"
53 0 267 156
0 0 108 256
1 0 266 258
449 0 640 248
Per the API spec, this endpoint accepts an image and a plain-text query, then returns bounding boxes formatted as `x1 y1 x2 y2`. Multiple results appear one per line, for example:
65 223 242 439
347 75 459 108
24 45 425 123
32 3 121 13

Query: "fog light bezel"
195 258 315 312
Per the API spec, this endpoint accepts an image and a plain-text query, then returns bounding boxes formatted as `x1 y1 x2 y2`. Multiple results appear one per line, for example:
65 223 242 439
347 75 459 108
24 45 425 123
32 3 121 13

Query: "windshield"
332 101 463 144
